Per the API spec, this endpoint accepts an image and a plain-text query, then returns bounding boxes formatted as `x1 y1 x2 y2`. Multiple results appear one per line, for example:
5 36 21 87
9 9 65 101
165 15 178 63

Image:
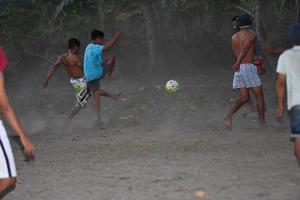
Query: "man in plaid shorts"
225 14 265 129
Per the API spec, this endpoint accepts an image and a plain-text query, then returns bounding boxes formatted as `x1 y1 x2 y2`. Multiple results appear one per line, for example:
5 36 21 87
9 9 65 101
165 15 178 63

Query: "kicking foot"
224 116 232 130
112 92 122 101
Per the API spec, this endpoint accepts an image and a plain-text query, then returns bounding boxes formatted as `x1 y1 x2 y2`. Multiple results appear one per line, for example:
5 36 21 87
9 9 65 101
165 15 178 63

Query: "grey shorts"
290 105 300 139
87 78 100 93
233 63 262 89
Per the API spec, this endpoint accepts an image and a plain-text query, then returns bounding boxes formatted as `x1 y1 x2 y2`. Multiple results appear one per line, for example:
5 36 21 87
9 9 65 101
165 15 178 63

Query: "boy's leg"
250 85 265 125
225 88 249 129
0 178 16 198
104 56 116 79
294 138 300 167
88 79 104 129
99 89 121 100
69 106 82 120
91 90 101 115
91 89 105 129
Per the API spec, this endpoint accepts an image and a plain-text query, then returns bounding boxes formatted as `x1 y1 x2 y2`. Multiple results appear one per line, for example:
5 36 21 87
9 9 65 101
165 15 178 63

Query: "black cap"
237 14 252 26
288 23 300 45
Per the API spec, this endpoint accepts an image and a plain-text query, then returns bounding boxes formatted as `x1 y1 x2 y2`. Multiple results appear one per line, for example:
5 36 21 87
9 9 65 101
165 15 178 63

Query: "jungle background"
0 1 299 200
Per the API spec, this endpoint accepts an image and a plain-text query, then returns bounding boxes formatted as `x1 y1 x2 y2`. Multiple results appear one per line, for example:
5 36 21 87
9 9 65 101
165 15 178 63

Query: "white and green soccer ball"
165 80 179 93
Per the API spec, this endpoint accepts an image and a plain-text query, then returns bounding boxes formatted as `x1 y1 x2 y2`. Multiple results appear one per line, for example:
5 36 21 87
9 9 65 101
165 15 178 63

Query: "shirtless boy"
43 38 120 119
225 14 265 129
232 14 266 110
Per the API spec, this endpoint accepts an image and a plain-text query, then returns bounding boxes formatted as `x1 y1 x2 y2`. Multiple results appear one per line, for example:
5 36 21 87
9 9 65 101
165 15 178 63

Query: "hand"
276 105 284 122
43 80 48 88
262 45 273 54
114 30 121 38
20 135 35 157
233 62 240 72
258 67 266 75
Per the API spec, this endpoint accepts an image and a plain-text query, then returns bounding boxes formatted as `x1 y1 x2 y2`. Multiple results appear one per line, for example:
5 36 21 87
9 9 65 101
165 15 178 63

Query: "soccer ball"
165 80 179 93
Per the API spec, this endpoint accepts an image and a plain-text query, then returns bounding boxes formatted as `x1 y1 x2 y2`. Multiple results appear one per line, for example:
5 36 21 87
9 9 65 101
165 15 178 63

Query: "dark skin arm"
103 30 121 51
232 32 255 71
276 73 286 122
262 45 285 54
43 56 63 87
0 73 34 156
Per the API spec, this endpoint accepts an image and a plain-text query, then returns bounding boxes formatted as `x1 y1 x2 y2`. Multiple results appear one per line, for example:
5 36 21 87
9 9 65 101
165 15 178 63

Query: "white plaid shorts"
233 63 262 89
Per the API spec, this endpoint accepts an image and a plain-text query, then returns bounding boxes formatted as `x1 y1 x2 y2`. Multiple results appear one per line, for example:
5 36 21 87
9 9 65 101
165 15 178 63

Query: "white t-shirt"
276 46 300 110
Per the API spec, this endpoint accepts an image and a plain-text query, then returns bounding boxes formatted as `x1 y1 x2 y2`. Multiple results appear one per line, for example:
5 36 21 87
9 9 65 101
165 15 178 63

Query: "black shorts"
87 78 100 93
86 66 108 93
291 105 300 139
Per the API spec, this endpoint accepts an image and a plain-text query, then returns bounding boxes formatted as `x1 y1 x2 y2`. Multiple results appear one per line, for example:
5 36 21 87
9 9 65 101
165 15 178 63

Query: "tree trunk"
139 0 160 72
255 0 265 43
296 0 300 22
255 0 273 67
98 7 105 30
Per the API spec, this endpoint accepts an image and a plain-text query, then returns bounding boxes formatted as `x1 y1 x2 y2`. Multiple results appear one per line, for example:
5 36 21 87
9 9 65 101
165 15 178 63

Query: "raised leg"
104 56 116 79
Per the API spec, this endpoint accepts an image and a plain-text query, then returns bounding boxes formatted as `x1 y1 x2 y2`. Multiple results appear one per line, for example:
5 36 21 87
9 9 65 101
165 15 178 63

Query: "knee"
3 178 16 191
108 56 116 65
8 178 16 190
240 96 249 104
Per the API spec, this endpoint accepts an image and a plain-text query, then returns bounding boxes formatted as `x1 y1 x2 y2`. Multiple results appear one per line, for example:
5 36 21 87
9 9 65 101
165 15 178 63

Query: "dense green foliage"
0 0 298 70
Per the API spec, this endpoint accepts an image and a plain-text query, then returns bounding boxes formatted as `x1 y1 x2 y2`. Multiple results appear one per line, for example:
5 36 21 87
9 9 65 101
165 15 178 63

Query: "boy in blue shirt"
84 29 121 128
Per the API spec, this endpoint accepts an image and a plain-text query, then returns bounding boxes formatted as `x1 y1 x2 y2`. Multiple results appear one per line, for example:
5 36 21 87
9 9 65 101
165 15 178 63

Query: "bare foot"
259 119 266 127
112 92 122 101
224 116 232 130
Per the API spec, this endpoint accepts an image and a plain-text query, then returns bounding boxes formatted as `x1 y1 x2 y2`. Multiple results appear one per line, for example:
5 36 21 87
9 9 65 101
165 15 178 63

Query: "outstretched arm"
264 47 285 54
103 30 121 51
276 73 286 121
0 73 34 156
43 56 63 87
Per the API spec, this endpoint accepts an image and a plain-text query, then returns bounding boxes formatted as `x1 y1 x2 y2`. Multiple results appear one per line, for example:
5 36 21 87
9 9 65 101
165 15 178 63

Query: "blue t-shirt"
84 43 104 81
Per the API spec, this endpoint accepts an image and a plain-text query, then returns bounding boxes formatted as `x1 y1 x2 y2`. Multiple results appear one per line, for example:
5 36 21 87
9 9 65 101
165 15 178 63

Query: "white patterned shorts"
0 121 16 179
70 77 90 107
233 63 262 89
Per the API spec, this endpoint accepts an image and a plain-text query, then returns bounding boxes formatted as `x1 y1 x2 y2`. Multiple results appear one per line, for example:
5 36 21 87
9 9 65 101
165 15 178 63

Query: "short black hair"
91 29 104 40
232 15 239 22
68 38 81 49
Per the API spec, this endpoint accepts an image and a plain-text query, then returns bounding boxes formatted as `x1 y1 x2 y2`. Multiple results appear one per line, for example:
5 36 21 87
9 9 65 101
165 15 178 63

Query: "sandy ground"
3 57 300 200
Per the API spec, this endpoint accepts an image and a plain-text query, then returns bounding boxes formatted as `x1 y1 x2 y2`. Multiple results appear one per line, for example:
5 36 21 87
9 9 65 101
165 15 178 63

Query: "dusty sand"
4 56 300 200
